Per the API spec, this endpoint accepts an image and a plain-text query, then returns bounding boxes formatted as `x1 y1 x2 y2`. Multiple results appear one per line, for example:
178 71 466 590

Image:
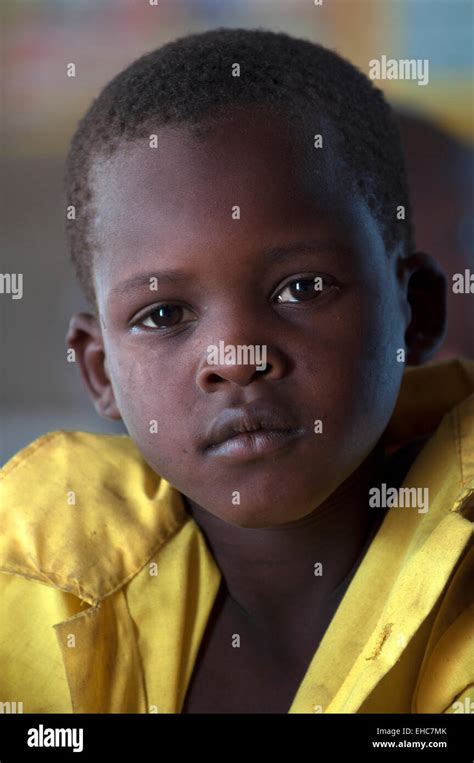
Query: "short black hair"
64 27 413 311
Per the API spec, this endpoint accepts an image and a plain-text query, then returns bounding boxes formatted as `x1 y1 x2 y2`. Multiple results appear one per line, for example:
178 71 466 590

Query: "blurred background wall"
1 0 473 463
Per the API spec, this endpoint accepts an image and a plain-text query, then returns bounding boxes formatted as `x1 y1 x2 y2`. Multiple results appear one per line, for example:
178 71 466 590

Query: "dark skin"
67 107 446 712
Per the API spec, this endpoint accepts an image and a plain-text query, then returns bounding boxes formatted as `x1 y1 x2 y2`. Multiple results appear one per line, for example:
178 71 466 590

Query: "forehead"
92 110 334 221
89 109 382 296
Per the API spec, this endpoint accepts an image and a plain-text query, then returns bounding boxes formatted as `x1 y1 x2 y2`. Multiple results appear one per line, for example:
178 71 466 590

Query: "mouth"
202 403 305 461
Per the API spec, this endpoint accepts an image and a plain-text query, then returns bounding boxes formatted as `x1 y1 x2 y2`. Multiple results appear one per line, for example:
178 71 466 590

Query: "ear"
66 312 122 420
400 252 447 365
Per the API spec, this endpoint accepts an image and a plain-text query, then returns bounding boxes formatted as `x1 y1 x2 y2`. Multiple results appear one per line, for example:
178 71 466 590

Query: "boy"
0 28 472 714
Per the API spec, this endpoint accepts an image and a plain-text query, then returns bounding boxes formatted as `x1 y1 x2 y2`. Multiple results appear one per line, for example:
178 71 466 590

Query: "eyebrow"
109 270 189 296
262 238 350 263
108 238 348 297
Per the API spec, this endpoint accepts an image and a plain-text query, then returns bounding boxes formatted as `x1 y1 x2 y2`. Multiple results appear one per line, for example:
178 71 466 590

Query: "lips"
202 401 302 451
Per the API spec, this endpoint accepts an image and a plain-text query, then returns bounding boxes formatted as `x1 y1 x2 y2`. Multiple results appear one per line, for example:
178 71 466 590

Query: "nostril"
207 373 225 384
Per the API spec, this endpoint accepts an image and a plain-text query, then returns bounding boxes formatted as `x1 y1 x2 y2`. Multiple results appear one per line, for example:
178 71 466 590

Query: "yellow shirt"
0 359 473 714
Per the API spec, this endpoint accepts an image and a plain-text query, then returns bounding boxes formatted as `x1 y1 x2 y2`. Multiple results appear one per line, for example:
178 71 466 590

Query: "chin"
220 502 310 529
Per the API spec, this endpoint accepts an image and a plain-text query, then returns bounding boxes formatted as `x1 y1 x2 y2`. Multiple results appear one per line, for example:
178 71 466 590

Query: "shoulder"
0 430 189 606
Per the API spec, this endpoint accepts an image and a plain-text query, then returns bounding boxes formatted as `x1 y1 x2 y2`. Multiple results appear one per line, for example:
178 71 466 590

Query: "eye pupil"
290 279 316 299
150 305 181 327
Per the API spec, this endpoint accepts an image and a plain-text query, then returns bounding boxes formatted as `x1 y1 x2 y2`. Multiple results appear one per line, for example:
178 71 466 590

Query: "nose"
196 339 288 392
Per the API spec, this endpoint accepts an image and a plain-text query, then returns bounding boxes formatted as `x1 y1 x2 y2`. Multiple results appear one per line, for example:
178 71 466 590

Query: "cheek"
338 293 405 446
297 288 404 445
105 347 191 461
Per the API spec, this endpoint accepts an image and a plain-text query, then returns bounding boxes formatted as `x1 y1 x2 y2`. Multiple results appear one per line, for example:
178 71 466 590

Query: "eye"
273 275 339 304
133 303 196 331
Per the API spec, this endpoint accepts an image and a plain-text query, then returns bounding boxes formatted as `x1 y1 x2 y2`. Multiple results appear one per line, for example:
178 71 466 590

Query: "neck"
182 445 390 625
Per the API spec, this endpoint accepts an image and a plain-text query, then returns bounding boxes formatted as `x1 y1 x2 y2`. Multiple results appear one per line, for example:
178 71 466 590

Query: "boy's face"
68 107 443 528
